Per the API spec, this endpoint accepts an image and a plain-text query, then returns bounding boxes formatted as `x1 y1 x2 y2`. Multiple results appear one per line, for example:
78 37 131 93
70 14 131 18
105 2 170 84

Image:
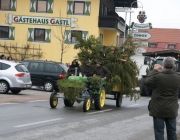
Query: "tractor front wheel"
64 99 74 107
83 97 91 112
50 92 58 108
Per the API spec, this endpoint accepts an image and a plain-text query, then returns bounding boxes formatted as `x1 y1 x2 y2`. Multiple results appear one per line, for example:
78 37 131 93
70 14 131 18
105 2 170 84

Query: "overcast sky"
117 0 180 29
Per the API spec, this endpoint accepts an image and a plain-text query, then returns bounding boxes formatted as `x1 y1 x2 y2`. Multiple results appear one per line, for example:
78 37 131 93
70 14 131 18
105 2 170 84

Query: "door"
28 62 44 86
44 63 61 85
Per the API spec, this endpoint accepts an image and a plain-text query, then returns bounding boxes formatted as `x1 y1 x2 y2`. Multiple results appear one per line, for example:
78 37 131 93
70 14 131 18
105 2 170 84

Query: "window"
150 43 156 48
71 30 82 43
168 44 175 49
73 1 84 15
37 0 47 12
29 62 38 72
30 0 53 13
0 26 9 39
144 57 150 65
67 1 91 16
0 63 11 70
0 0 10 10
64 30 88 44
15 64 29 72
21 61 29 68
34 28 45 42
28 28 51 42
45 63 59 73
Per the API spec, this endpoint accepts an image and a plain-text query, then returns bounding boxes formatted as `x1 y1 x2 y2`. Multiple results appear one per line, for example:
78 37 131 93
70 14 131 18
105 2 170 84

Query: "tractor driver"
81 59 95 77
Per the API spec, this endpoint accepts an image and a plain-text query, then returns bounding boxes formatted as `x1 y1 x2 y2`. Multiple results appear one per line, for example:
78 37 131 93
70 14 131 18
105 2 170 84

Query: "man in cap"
145 57 180 140
93 60 111 79
82 59 94 77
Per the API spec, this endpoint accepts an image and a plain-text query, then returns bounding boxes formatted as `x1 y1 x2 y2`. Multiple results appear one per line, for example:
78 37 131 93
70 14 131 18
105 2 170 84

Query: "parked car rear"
20 60 67 92
0 60 32 94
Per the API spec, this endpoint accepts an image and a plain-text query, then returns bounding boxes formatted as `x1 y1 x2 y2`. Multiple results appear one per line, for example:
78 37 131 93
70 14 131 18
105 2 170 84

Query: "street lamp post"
123 10 134 44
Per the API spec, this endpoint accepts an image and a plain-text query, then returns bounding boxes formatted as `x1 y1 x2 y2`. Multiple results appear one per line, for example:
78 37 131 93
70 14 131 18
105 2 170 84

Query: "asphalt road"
0 90 180 140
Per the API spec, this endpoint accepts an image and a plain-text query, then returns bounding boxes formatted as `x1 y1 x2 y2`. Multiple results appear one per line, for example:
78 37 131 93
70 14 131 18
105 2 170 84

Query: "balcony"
98 12 127 33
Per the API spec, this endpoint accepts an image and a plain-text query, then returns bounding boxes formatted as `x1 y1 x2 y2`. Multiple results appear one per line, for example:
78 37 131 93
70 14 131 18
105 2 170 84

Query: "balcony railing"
98 14 126 32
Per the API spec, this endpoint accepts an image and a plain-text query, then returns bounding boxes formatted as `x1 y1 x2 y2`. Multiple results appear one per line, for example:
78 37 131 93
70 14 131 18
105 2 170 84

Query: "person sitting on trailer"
93 60 111 79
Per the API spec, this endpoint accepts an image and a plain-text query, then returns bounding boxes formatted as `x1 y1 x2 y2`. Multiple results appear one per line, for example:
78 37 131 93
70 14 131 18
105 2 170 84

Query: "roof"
140 28 180 44
142 49 180 59
114 0 137 7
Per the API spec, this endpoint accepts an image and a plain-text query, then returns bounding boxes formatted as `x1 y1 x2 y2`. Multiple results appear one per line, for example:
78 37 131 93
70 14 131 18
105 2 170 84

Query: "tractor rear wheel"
94 87 106 110
116 92 122 107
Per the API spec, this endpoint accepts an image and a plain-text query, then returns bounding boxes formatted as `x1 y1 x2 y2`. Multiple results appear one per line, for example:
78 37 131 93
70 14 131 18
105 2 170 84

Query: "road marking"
126 104 140 107
29 100 48 102
14 118 63 128
87 109 112 115
0 103 18 106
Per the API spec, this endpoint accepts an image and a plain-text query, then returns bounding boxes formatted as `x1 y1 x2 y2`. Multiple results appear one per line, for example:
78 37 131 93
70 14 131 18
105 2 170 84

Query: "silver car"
0 60 32 94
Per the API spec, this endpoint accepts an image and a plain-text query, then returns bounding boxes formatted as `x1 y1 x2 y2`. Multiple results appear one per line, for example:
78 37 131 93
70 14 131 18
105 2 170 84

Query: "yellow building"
0 0 135 63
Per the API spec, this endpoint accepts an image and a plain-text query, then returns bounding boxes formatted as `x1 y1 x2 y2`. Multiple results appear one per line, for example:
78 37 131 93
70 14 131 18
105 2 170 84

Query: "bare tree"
0 42 43 61
51 11 71 63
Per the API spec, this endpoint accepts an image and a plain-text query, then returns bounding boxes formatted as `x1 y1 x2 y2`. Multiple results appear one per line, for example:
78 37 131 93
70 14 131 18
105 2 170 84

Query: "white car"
0 60 32 94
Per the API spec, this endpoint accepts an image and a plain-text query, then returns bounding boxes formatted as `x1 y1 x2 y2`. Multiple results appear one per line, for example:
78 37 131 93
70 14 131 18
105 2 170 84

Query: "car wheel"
0 81 9 94
10 89 21 94
44 81 54 92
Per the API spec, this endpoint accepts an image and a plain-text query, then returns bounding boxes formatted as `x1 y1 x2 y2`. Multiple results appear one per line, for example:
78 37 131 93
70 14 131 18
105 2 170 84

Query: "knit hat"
96 60 102 64
85 59 91 63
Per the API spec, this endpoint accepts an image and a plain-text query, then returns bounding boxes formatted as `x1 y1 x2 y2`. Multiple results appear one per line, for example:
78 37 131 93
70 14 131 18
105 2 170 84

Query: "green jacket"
145 69 180 118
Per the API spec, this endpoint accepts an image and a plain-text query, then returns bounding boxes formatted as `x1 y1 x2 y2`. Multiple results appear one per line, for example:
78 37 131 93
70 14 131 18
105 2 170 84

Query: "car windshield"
15 64 29 72
59 64 68 72
156 59 163 65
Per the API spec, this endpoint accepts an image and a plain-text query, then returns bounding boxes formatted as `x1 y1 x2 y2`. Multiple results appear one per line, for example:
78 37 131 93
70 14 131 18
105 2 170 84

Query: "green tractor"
49 75 122 112
140 49 180 96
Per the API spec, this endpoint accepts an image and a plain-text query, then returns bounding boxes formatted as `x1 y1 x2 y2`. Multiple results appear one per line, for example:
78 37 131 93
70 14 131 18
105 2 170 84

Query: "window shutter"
9 26 15 40
45 29 51 43
85 2 91 15
67 1 73 15
82 31 88 40
64 30 71 44
11 0 16 11
30 0 36 12
47 0 53 13
28 28 34 42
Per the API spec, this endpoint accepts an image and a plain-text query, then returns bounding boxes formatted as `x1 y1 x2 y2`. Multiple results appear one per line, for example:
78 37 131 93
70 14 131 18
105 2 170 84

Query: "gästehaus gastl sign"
5 14 78 28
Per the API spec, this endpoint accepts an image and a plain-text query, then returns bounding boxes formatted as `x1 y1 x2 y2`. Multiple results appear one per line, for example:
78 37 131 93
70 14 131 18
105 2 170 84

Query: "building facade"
131 28 180 77
0 0 130 63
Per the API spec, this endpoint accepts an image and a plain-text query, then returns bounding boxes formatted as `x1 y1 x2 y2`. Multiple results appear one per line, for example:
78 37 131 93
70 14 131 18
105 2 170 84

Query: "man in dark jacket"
81 59 94 77
145 57 180 140
93 61 111 79
67 59 81 76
